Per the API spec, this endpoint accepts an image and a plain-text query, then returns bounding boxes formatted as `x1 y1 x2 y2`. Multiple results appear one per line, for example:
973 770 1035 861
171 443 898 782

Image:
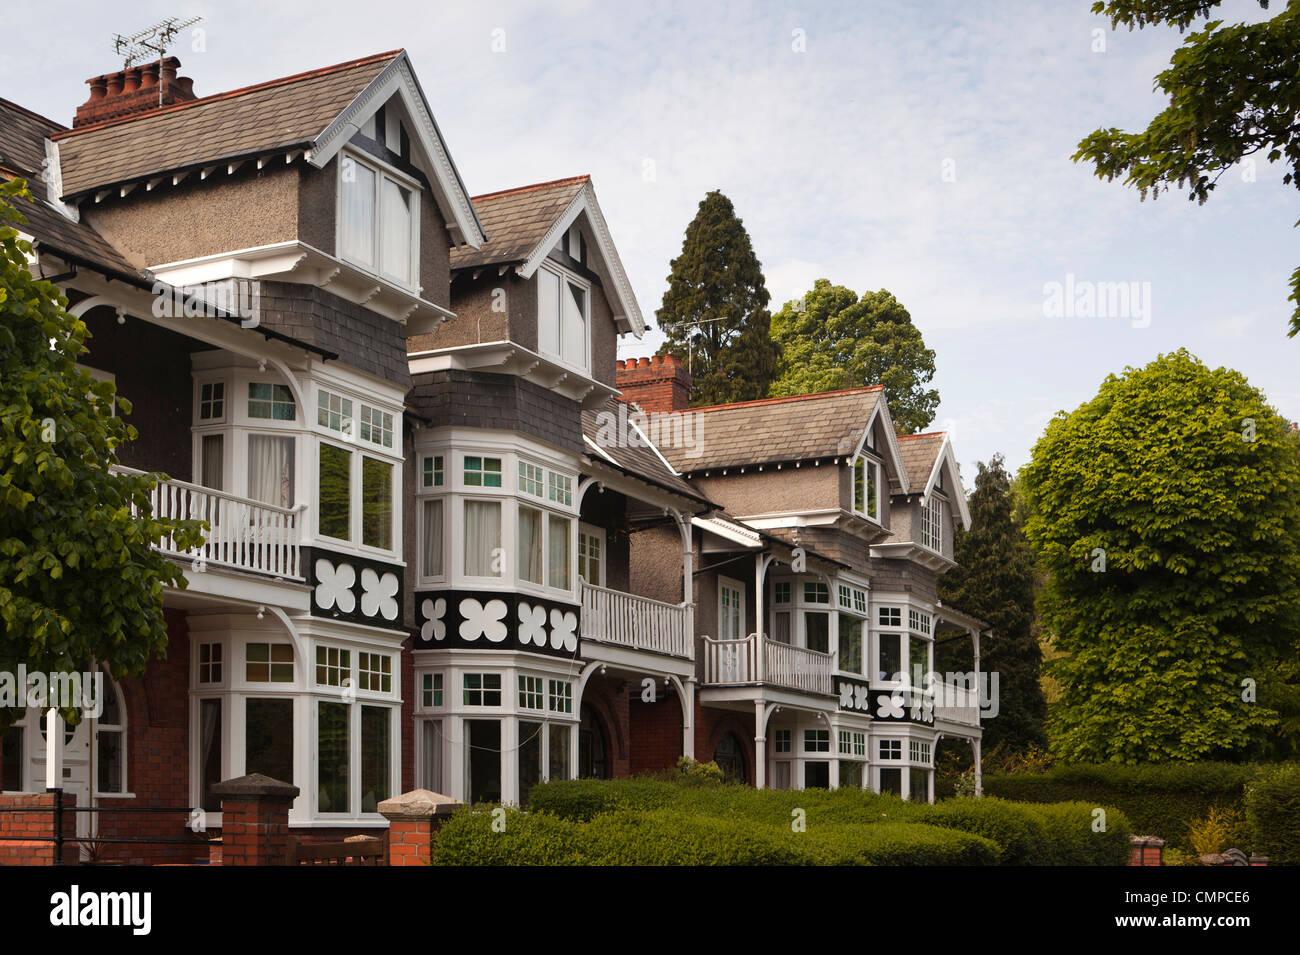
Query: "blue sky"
5 0 1295 482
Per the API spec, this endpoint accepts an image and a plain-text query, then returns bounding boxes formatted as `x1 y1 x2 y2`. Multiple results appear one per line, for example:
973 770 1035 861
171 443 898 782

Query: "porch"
702 633 834 696
579 581 692 660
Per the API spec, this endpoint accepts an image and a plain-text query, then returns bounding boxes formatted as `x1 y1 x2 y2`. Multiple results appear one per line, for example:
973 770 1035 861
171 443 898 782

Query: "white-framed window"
420 673 444 708
773 729 792 754
422 455 444 488
519 675 544 710
804 729 830 753
463 499 502 577
537 263 590 372
198 643 223 685
318 441 353 542
247 382 296 421
199 380 226 421
719 577 745 641
854 454 882 521
318 442 395 552
359 404 394 449
909 740 932 764
519 461 544 497
773 580 791 605
578 525 605 586
548 679 573 714
879 739 902 760
358 652 392 693
317 389 353 436
879 607 902 628
245 643 294 683
804 582 829 604
315 646 351 687
339 150 420 288
517 504 573 592
548 472 573 506
921 495 945 552
464 455 503 488
463 673 503 707
421 498 444 578
908 608 932 636
876 631 906 682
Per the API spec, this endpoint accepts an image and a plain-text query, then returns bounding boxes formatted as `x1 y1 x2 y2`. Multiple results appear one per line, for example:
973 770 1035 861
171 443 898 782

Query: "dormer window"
853 455 882 522
538 264 589 373
339 151 420 289
921 495 945 553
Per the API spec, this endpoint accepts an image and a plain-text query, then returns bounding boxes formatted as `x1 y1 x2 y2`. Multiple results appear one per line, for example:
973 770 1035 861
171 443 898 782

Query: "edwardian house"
0 48 986 861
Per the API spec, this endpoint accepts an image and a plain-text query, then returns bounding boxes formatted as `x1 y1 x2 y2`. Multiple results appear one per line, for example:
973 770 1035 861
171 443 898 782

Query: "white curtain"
379 178 412 282
463 500 501 576
518 507 542 584
247 435 295 509
548 515 570 590
562 281 586 366
341 158 375 266
422 499 443 577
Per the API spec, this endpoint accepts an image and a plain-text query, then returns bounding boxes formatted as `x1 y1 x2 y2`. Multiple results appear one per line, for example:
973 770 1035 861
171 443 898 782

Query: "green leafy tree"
0 180 202 727
656 191 780 405
1019 349 1300 762
768 278 940 433
937 454 1048 753
1075 0 1300 336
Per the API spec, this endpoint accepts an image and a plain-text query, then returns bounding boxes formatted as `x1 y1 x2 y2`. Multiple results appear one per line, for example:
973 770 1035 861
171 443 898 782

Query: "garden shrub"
431 807 586 865
799 822 999 866
1020 801 1132 865
917 797 1048 865
1244 763 1300 865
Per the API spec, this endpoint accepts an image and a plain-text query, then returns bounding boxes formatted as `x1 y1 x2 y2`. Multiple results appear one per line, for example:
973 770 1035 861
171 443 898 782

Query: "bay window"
317 442 396 552
538 265 590 372
247 434 295 509
464 500 502 577
339 152 419 288
362 457 393 549
317 701 350 813
360 705 391 812
518 506 543 584
421 499 444 577
245 698 294 784
548 514 571 590
319 443 352 540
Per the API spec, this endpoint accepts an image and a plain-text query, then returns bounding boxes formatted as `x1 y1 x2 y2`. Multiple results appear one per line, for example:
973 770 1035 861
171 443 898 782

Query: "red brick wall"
0 792 78 865
615 355 691 413
582 676 632 779
695 704 756 787
628 690 683 775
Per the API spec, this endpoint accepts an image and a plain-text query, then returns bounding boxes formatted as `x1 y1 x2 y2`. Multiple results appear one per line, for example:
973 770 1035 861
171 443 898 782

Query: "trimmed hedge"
1021 801 1132 866
920 797 1049 865
978 762 1257 845
1245 764 1300 865
800 822 999 866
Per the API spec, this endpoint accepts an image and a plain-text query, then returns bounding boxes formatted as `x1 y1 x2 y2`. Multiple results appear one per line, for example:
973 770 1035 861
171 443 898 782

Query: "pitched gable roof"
581 394 712 506
50 51 484 248
658 387 885 472
897 431 971 530
0 99 139 277
451 175 643 337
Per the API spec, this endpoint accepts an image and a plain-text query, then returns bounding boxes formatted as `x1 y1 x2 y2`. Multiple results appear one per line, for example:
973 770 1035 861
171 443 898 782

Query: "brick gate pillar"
378 790 463 866
211 774 299 866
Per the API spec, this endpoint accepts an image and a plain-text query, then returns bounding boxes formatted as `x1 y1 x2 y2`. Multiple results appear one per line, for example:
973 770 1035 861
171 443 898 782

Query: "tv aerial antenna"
111 16 203 105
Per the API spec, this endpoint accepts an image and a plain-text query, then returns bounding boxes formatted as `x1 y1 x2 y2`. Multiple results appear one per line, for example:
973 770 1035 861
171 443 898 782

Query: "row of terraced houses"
0 49 988 861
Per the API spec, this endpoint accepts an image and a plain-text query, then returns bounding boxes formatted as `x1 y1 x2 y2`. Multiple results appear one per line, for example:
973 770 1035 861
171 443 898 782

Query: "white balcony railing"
114 466 302 579
580 581 692 659
703 634 833 696
934 680 981 727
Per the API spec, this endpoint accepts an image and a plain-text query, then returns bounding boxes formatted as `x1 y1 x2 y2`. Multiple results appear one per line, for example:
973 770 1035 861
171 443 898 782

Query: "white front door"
28 712 95 845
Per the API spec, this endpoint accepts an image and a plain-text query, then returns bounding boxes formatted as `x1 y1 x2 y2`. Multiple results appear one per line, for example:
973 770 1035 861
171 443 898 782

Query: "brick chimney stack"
615 354 692 413
74 57 198 128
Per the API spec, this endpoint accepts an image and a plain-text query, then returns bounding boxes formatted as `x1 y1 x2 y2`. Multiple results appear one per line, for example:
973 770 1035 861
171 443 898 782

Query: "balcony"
579 582 692 660
702 634 833 696
115 466 303 580
934 680 981 728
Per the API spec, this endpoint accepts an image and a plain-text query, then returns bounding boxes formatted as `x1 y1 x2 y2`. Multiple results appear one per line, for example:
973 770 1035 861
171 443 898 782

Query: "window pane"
562 281 587 367
804 761 830 790
839 615 863 673
466 719 502 803
247 435 295 509
538 268 560 356
548 725 570 782
464 500 501 576
421 499 443 577
246 698 294 785
319 443 351 540
341 157 376 266
2 724 23 791
379 178 413 283
360 706 390 813
201 434 224 491
773 611 791 644
548 515 570 589
878 634 902 681
519 720 542 806
854 458 865 512
97 730 123 794
362 457 393 549
317 701 350 813
420 720 443 794
805 612 829 653
199 700 222 812
880 767 903 796
518 506 543 584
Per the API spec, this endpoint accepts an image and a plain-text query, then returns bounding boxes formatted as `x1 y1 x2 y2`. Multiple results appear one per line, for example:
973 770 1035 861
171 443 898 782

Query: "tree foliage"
0 180 202 727
655 191 781 405
937 454 1048 753
768 278 940 433
1075 0 1300 336
1019 349 1300 762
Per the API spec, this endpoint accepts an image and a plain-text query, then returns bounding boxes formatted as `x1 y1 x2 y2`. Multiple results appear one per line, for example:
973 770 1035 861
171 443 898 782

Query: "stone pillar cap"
378 789 464 820
210 774 301 799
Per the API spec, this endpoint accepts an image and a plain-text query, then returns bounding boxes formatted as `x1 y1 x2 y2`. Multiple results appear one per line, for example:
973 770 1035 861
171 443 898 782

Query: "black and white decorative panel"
837 676 873 715
413 590 581 659
868 683 936 725
306 546 404 629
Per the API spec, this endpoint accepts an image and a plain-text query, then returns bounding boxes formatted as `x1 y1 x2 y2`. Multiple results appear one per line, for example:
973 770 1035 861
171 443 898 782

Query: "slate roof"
51 51 400 198
581 394 712 506
896 432 946 492
0 98 140 277
450 176 588 270
656 387 884 473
